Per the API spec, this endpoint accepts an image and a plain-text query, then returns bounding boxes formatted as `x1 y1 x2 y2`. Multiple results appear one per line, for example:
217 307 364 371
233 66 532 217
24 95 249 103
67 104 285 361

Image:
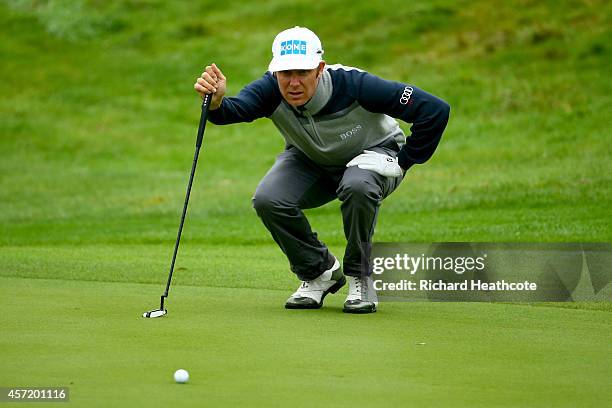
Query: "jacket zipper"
303 111 323 145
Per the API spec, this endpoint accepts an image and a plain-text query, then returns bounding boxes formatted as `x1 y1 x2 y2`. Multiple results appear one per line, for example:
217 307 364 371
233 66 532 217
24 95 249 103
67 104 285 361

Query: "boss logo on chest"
339 124 363 141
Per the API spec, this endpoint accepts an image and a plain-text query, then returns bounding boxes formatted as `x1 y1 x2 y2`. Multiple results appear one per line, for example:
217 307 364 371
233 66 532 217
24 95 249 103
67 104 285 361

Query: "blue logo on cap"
280 40 307 56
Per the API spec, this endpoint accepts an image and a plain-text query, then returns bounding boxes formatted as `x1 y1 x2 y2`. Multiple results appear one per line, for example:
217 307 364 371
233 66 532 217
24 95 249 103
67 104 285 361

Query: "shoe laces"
297 279 320 294
356 278 363 294
295 272 331 296
352 276 365 296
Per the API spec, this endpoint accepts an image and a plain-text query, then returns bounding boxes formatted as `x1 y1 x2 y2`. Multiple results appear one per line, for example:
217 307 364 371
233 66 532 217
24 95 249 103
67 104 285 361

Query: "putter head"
142 309 167 318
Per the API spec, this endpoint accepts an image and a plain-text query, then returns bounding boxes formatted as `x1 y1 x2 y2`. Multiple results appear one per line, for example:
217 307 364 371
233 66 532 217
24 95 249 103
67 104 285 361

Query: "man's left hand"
346 150 404 178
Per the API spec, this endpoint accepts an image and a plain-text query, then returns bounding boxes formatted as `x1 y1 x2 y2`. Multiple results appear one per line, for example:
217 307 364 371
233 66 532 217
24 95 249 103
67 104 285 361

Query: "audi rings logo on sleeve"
399 86 414 105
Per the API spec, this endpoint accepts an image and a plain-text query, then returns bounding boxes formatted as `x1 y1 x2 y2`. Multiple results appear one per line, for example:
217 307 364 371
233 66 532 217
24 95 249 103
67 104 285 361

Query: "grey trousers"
252 143 403 281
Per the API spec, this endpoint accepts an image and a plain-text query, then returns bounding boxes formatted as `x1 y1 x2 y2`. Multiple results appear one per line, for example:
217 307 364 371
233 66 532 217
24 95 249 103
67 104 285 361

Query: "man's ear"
316 61 326 78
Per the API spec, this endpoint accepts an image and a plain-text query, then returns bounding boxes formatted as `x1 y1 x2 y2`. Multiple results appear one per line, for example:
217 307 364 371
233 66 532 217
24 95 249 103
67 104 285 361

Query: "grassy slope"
0 0 610 247
0 1 611 406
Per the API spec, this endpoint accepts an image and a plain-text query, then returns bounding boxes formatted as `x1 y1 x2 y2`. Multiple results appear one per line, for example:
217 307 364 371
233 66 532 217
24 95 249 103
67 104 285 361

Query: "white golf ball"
174 369 189 383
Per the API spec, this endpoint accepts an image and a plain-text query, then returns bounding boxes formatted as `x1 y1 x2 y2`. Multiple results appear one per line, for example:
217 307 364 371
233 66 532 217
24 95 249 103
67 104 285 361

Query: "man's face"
276 62 325 107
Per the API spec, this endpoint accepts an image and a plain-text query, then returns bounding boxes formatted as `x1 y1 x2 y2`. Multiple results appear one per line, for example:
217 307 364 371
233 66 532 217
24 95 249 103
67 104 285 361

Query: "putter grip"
196 93 211 148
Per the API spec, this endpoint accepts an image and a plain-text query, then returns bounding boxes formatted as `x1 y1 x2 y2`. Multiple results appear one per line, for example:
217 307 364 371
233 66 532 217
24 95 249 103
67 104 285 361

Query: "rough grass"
1 0 610 246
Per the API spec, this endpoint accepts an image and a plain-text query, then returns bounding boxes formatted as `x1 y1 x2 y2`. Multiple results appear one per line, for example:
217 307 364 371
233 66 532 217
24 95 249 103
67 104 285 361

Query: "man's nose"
289 75 301 87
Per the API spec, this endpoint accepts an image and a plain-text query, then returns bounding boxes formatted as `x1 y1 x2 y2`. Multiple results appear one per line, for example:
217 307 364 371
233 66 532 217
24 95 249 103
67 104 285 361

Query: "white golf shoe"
285 257 345 309
343 275 378 313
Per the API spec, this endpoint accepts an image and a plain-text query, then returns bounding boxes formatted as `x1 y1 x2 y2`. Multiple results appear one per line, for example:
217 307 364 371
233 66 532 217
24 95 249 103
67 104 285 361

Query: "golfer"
194 26 450 313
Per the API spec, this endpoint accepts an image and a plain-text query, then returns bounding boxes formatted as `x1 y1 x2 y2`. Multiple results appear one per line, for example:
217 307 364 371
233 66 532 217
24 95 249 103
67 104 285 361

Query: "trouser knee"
337 179 382 204
252 191 274 216
252 190 295 218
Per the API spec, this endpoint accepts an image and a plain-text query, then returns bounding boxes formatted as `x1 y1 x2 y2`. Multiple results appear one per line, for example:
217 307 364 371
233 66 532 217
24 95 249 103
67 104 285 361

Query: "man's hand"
194 63 227 110
346 150 405 178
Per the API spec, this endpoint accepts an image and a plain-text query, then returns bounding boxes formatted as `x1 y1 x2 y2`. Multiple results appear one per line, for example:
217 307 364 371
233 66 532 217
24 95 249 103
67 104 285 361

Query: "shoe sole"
285 276 346 310
342 303 377 314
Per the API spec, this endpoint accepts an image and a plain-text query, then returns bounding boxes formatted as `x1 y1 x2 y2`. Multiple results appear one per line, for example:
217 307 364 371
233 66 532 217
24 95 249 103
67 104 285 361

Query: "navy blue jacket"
209 64 450 169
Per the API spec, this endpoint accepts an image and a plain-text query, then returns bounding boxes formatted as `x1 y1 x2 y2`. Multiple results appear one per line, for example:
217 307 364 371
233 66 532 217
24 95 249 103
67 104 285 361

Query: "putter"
143 93 211 318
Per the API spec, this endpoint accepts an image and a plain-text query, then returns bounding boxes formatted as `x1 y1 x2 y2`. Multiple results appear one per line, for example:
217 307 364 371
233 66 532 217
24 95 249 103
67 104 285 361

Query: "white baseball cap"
268 26 324 72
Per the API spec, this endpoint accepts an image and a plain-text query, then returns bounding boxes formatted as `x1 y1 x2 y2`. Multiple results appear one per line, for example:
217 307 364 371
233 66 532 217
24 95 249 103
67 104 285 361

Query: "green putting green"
1 277 610 407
